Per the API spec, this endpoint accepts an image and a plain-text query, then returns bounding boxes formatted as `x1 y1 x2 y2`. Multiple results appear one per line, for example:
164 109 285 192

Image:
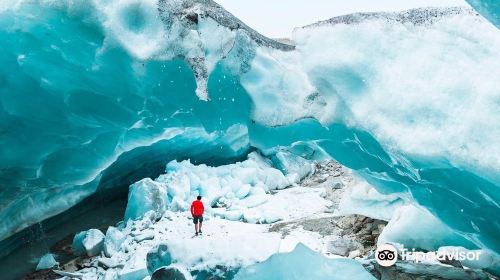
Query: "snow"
73 209 330 279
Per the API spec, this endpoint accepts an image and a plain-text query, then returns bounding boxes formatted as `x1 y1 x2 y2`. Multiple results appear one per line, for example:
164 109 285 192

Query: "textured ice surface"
0 0 499 260
378 205 476 251
234 243 375 280
124 178 169 221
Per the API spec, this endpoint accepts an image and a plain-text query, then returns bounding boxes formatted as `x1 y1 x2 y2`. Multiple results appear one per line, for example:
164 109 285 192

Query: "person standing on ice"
191 196 204 236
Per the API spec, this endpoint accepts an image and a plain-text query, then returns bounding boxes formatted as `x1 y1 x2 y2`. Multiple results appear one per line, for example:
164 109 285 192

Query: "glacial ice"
103 226 126 257
377 205 477 251
36 253 58 271
339 180 404 221
147 244 173 274
0 0 499 266
124 178 169 221
234 243 376 280
72 228 105 256
466 0 500 28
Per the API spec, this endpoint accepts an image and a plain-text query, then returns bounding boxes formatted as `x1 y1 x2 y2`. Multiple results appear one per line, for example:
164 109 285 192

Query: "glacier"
0 0 499 277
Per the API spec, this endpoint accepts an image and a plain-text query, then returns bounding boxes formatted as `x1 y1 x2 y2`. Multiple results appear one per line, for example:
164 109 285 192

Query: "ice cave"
0 0 499 279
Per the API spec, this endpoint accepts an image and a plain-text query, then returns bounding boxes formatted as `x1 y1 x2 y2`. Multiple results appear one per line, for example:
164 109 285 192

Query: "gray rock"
327 237 356 256
302 7 478 29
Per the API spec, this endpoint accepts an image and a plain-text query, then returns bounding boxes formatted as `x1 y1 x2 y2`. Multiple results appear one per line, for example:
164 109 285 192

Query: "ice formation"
0 0 499 274
73 228 106 256
377 204 477 251
36 253 58 271
124 152 318 223
233 243 376 280
466 0 500 28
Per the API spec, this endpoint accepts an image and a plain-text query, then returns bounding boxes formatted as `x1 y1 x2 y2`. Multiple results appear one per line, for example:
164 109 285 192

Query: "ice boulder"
36 253 58 270
147 244 173 274
234 243 375 280
72 231 88 255
124 178 169 221
104 226 126 257
151 265 192 280
72 229 105 256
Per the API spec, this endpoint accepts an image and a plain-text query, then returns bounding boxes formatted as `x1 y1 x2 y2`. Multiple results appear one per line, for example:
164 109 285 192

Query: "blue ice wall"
0 0 499 257
467 0 500 28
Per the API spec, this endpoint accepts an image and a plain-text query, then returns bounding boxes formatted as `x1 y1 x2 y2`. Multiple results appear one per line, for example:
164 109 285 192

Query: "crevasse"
0 0 499 259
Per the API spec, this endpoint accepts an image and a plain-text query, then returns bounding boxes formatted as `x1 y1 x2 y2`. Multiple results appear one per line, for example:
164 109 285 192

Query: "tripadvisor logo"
375 243 482 267
375 244 398 267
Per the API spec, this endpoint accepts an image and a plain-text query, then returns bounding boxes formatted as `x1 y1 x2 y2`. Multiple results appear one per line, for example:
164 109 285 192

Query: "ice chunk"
147 244 173 275
135 231 155 242
103 269 118 280
243 209 262 224
73 229 105 256
72 231 88 255
263 169 289 190
263 212 282 224
36 253 58 270
235 184 251 199
104 226 126 257
122 151 293 224
223 210 243 221
234 243 375 280
83 229 105 256
124 178 169 221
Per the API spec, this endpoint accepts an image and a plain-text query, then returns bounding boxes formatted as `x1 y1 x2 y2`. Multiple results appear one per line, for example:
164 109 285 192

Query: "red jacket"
191 200 204 216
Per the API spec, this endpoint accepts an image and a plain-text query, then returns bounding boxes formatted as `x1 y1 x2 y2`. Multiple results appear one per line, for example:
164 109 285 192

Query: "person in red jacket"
191 196 205 236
